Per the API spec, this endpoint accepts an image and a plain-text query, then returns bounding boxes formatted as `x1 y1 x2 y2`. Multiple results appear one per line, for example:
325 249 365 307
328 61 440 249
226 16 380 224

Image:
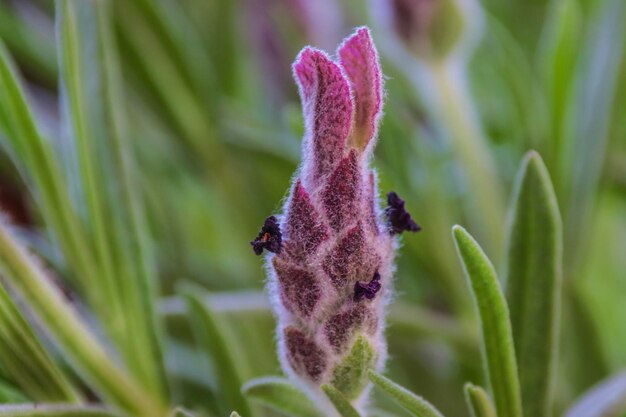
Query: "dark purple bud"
251 216 283 255
354 272 382 302
385 191 421 235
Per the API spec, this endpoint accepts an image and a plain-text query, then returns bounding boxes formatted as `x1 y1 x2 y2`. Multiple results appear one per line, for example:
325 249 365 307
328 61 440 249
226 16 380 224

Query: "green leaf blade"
169 408 196 417
464 383 497 417
452 225 522 417
506 151 562 417
0 281 79 403
0 404 124 416
242 376 322 417
184 291 252 417
321 384 361 417
368 371 444 417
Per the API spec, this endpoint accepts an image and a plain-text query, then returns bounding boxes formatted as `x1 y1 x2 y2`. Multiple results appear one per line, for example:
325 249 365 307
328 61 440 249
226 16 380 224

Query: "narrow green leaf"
0 38 96 294
506 151 562 417
0 404 123 416
321 384 361 417
564 371 626 417
94 0 168 401
184 291 252 417
0 279 79 402
452 225 523 417
169 408 195 417
242 376 322 417
0 380 27 403
56 0 131 390
0 2 57 84
0 221 166 417
464 383 497 417
561 0 626 265
367 371 444 417
537 0 581 165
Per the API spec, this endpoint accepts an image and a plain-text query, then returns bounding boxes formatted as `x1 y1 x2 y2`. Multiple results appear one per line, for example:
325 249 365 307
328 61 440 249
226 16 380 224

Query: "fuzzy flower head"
252 27 419 407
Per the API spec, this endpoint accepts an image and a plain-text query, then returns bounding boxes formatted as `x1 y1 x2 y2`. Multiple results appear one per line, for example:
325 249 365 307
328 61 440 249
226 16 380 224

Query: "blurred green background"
0 0 625 415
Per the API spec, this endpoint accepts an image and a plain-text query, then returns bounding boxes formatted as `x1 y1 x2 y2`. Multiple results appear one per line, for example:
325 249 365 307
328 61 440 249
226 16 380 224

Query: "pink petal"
293 48 353 181
338 27 383 151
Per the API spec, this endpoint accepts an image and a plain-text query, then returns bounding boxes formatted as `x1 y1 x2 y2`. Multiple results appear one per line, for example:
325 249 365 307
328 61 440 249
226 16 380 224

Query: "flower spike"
253 27 419 409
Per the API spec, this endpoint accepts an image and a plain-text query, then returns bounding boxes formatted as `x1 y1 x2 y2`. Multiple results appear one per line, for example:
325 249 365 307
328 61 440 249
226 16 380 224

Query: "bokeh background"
0 0 625 415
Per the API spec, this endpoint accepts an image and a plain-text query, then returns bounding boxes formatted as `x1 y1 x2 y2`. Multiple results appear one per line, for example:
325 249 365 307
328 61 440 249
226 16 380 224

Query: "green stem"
428 61 505 257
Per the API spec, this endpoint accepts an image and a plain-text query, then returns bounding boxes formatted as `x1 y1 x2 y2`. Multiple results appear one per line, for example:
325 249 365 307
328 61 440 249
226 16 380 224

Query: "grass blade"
95 0 167 401
561 0 626 266
505 151 562 417
0 220 166 417
0 404 124 417
564 371 626 417
537 0 581 166
0 2 57 85
321 384 361 417
184 291 252 417
368 371 444 417
55 0 126 380
169 408 195 417
464 383 496 417
452 225 522 417
0 39 96 293
242 376 323 417
0 278 79 402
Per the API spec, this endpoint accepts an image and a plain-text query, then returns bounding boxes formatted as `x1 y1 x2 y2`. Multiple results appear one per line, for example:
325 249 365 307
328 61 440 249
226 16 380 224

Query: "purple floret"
385 191 421 235
251 216 282 255
354 272 382 302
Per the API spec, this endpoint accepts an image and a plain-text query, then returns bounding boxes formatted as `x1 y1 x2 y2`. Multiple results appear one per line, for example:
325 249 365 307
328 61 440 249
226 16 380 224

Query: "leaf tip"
451 224 469 244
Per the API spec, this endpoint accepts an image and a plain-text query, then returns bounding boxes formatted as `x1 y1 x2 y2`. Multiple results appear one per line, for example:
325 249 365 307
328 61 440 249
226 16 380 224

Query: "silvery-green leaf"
452 225 522 417
184 291 252 417
242 376 322 417
368 371 444 417
322 384 361 417
169 407 197 417
505 151 562 417
464 383 496 417
0 404 123 416
0 279 79 402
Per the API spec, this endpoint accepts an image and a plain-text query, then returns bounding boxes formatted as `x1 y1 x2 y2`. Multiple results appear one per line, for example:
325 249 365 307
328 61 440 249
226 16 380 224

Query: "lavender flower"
252 27 418 407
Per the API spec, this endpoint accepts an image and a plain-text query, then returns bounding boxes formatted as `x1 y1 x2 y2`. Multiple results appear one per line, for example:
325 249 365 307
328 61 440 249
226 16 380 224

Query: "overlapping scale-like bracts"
258 27 411 407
